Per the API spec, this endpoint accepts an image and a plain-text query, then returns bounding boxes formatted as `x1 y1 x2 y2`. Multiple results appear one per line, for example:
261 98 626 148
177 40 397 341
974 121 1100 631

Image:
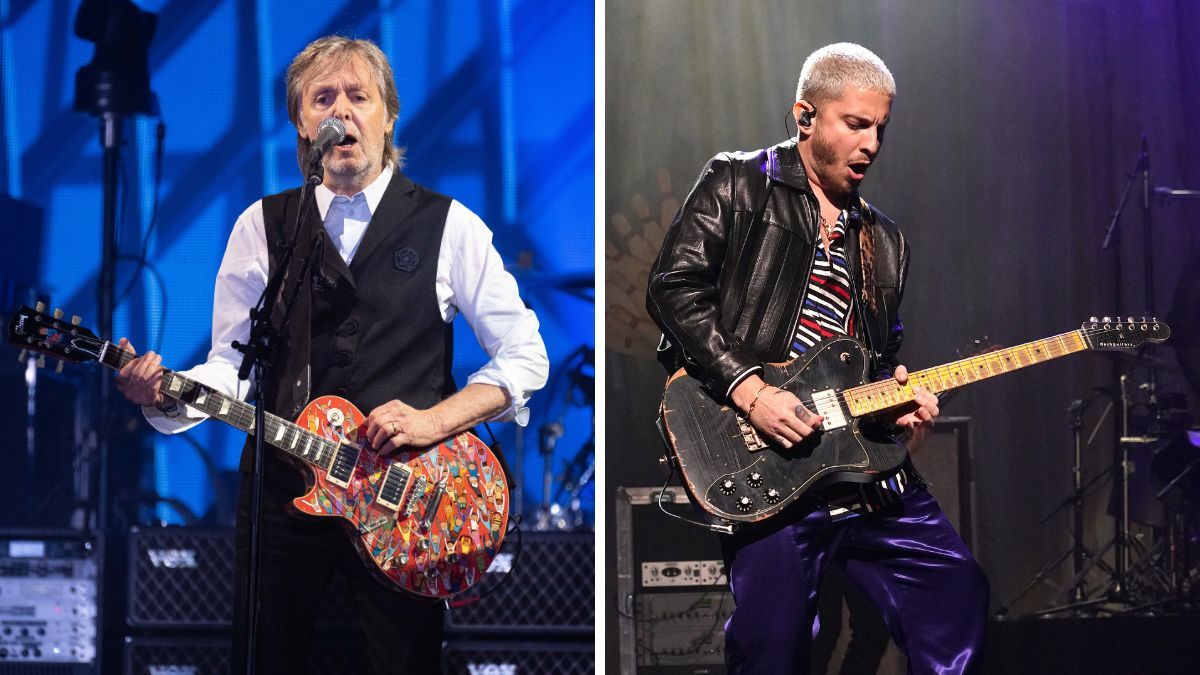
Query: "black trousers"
231 460 444 674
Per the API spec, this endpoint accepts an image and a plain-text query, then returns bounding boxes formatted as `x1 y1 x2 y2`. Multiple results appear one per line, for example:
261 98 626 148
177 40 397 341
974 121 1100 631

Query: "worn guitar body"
284 396 509 599
662 336 907 523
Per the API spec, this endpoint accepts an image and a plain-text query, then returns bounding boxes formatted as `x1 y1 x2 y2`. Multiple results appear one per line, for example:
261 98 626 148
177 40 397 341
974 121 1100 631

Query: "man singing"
115 36 548 672
647 43 988 674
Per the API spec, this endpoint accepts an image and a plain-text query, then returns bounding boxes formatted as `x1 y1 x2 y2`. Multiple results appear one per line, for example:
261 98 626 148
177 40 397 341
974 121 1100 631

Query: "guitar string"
781 324 1154 415
102 337 339 468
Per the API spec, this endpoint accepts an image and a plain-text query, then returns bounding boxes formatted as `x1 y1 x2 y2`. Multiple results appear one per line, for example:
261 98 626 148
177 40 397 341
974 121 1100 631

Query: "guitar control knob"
747 472 763 488
736 496 754 512
764 488 781 504
719 479 736 495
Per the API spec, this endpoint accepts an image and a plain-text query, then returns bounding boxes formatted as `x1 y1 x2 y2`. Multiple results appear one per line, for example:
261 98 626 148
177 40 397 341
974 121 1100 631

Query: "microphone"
305 117 346 182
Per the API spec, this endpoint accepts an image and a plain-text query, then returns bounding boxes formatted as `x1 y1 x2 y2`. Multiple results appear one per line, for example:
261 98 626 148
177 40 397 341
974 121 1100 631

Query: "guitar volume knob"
746 472 763 487
735 496 754 512
764 488 781 504
719 479 736 495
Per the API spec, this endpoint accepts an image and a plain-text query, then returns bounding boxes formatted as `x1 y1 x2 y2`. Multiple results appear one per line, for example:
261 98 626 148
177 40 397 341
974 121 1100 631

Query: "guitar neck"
98 342 339 472
843 330 1089 417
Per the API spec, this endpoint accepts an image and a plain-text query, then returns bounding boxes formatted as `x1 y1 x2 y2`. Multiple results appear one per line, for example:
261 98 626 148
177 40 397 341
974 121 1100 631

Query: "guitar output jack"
719 479 736 495
746 472 763 488
735 496 754 512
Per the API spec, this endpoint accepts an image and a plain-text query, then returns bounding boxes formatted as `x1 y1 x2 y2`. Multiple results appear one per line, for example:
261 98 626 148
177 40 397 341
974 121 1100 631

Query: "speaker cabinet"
909 416 975 549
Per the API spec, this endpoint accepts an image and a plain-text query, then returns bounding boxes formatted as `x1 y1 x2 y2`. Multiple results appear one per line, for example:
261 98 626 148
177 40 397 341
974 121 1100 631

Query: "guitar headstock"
8 304 104 365
1081 316 1171 351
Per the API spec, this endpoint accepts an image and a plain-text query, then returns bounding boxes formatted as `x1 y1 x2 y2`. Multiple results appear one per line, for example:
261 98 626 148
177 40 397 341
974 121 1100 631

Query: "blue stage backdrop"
0 0 594 526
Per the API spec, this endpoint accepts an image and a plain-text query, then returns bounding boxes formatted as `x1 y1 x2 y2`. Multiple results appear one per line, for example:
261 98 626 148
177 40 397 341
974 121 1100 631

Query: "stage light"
72 0 158 117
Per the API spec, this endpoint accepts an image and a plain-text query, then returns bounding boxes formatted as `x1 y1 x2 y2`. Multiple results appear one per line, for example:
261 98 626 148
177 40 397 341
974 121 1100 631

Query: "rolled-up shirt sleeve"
438 200 550 425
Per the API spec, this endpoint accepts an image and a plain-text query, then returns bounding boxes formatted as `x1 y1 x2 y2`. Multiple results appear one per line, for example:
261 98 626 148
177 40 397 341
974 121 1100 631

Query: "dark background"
605 0 1200 631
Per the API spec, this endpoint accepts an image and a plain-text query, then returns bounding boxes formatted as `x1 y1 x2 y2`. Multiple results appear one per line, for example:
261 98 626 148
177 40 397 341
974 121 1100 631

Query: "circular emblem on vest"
393 246 420 273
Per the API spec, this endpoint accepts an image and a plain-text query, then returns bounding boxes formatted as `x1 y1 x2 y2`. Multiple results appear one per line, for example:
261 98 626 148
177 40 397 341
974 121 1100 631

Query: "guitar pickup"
325 443 360 489
811 389 848 430
374 462 413 511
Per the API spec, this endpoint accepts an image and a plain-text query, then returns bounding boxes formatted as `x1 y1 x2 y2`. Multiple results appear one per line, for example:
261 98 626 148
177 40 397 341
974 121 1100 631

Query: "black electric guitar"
660 318 1170 523
9 305 509 599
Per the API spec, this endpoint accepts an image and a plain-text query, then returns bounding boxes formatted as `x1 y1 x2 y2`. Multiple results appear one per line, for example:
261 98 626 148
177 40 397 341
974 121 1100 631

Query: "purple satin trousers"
720 486 989 674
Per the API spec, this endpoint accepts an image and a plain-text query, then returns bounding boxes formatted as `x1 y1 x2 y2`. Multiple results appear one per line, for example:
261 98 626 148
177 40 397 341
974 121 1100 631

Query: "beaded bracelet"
746 383 772 418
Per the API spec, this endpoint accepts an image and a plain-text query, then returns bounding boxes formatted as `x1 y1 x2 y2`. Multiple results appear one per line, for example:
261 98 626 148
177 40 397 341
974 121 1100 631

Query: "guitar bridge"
736 414 769 452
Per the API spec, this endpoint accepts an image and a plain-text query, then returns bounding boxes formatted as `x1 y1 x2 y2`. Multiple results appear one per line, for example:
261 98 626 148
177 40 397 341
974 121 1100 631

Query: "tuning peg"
35 301 45 313
35 355 45 368
55 359 64 374
1090 316 1099 323
1102 316 1112 322
52 308 63 320
71 315 82 326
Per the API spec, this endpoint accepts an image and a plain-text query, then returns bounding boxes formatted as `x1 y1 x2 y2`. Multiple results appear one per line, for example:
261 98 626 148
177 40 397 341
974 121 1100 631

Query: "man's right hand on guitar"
114 338 165 407
732 374 823 449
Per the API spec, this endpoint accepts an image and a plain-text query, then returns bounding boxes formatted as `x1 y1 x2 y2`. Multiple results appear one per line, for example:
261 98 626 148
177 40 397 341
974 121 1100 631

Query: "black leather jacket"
646 140 909 398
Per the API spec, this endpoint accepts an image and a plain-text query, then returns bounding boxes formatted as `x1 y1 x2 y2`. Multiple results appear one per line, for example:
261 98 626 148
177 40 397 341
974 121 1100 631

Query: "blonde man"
648 43 987 674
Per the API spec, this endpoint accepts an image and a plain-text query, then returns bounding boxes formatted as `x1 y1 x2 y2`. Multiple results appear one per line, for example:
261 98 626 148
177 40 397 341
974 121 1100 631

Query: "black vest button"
336 351 352 366
338 319 359 336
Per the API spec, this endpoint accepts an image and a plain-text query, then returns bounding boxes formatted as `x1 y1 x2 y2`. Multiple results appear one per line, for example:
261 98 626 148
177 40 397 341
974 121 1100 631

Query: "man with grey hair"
647 42 988 673
114 35 548 672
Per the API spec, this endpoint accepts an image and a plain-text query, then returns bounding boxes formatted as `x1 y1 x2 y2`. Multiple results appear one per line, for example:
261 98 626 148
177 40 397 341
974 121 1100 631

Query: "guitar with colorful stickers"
9 304 508 600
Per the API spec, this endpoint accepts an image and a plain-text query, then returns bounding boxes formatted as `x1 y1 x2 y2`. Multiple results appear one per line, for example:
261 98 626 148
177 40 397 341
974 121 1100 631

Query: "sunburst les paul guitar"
661 318 1170 523
9 305 508 600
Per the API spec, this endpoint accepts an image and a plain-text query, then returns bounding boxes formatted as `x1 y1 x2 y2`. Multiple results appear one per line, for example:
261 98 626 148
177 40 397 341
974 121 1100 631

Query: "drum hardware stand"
534 421 568 530
999 394 1115 618
1119 455 1200 615
532 345 595 531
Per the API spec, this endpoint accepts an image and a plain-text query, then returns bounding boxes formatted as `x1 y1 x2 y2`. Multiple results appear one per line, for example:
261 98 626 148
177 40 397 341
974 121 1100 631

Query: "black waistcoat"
240 172 455 481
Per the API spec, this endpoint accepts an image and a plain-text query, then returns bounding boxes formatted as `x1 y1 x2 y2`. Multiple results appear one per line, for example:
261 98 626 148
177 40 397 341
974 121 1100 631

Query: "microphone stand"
232 155 327 674
1099 136 1154 603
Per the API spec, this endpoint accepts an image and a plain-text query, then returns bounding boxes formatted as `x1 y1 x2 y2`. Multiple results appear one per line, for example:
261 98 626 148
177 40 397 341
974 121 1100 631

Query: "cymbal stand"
998 396 1114 617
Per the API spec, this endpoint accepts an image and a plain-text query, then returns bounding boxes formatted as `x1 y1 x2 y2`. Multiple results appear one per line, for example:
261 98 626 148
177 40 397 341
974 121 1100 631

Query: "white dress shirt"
144 165 549 433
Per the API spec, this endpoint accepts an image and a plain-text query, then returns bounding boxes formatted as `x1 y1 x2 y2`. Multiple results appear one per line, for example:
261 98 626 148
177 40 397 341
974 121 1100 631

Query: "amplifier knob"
747 472 763 487
764 488 781 504
719 479 736 495
736 496 754 512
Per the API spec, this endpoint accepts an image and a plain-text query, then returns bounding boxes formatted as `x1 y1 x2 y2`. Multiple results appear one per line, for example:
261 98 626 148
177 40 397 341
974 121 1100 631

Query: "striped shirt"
789 213 855 358
789 210 915 520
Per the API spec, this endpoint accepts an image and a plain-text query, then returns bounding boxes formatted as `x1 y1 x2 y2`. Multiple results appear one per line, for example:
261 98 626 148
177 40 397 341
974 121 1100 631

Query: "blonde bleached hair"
795 42 895 105
285 35 404 174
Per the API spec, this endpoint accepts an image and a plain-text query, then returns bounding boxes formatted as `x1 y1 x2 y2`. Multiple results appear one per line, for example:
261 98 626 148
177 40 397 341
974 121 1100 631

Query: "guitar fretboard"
843 330 1088 416
99 343 343 471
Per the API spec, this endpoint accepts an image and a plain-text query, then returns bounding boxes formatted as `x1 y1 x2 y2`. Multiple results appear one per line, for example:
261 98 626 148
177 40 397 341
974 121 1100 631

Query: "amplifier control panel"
640 559 726 587
0 533 96 664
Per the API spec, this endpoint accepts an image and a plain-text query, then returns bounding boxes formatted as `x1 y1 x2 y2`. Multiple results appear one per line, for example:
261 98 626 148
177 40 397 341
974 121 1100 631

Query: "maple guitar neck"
842 330 1089 417
98 341 344 474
